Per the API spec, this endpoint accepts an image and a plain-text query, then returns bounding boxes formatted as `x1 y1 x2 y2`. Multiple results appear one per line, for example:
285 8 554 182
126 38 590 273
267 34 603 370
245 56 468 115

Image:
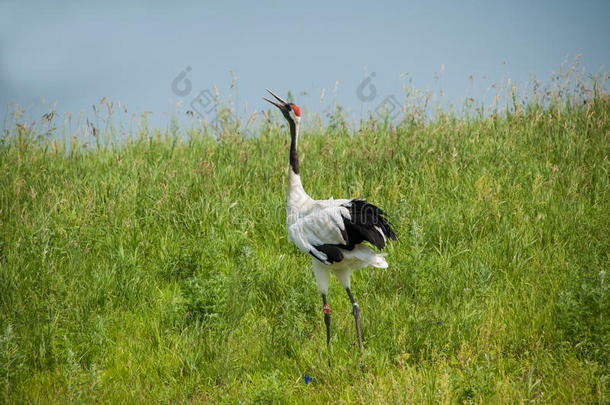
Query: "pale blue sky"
1 0 609 127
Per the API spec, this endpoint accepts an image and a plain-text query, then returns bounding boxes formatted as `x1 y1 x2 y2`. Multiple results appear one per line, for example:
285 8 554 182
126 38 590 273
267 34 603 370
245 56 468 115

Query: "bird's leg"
345 288 363 352
322 293 331 366
322 294 331 347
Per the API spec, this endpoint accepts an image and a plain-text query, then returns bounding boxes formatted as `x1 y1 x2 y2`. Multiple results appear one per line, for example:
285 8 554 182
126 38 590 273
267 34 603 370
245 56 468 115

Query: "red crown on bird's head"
290 104 301 117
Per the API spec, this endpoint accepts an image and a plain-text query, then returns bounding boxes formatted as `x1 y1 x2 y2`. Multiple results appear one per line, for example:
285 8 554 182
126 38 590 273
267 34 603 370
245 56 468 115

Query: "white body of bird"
287 168 389 294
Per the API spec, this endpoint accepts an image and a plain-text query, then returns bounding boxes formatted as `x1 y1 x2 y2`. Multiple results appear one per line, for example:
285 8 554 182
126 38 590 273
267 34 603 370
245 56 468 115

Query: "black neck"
289 121 299 174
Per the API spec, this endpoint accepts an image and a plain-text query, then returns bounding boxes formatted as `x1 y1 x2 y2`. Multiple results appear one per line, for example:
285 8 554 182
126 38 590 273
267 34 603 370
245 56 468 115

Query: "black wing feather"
313 199 397 263
345 199 397 249
313 245 344 263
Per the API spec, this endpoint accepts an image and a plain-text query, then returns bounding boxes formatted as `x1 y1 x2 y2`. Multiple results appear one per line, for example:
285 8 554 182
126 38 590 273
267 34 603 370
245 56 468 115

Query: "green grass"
1 93 609 403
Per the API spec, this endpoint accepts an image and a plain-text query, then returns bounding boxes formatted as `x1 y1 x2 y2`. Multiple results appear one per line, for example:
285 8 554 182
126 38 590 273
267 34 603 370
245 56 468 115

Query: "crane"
264 89 397 357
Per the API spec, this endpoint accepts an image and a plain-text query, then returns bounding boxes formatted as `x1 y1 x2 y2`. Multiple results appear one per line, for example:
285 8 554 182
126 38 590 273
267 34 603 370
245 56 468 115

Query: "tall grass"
1 70 609 403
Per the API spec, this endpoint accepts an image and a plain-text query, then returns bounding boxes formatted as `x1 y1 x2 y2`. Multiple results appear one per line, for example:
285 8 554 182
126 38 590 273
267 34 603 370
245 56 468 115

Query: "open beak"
263 88 288 110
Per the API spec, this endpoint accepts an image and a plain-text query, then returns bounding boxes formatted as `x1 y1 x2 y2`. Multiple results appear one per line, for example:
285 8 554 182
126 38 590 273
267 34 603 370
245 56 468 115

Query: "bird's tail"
347 245 389 269
369 253 389 268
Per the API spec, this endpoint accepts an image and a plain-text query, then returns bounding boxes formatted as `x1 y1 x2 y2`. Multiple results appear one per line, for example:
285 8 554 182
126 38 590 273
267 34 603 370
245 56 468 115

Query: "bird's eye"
291 104 301 117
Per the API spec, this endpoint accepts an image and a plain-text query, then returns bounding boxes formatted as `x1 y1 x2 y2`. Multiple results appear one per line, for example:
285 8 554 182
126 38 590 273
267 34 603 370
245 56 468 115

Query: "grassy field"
1 86 609 403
